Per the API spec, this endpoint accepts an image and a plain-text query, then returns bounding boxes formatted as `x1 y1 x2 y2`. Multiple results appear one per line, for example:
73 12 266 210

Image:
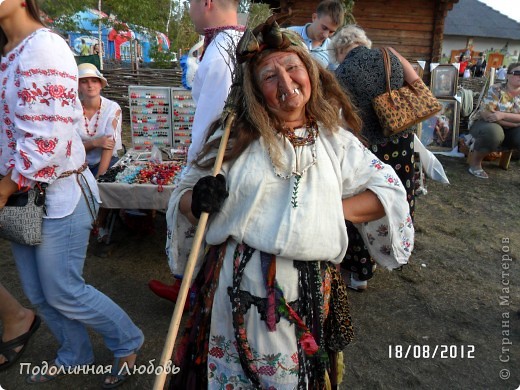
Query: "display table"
98 182 175 210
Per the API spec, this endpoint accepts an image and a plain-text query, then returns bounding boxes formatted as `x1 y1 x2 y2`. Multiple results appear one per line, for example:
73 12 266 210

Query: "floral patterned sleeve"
339 132 414 269
481 84 501 112
8 32 81 187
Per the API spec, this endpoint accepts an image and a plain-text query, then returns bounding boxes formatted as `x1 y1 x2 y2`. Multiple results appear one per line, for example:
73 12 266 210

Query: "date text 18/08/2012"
388 345 475 359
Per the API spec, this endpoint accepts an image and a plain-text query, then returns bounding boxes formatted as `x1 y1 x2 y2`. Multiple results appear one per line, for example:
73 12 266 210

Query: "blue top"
288 24 335 70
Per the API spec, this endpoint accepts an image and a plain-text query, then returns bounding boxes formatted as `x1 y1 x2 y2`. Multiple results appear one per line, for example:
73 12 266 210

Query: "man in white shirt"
288 0 345 69
150 0 245 303
185 0 245 164
496 65 507 80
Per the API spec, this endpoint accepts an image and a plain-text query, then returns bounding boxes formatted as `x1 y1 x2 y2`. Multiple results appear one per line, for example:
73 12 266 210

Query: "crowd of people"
0 0 517 388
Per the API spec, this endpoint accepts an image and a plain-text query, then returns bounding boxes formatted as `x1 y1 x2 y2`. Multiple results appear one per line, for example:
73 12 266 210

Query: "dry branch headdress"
236 10 297 64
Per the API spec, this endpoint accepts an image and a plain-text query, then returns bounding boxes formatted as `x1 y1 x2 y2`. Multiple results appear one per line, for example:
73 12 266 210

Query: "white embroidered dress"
166 126 413 388
0 28 99 218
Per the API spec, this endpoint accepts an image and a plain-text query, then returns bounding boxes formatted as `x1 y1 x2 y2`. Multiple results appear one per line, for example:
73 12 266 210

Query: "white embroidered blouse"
0 28 99 218
166 125 414 280
78 96 123 166
188 29 243 164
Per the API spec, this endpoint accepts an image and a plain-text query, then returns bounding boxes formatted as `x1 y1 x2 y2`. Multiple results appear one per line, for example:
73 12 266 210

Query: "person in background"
79 38 90 55
458 52 469 77
496 65 508 80
148 0 245 304
472 52 486 77
468 62 520 179
166 24 413 389
0 283 40 371
91 42 101 57
77 63 123 243
77 63 122 179
288 0 345 70
0 1 143 386
330 24 417 291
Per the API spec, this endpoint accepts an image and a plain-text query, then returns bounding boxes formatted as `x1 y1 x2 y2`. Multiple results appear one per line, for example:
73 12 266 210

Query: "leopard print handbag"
372 47 442 137
324 264 354 352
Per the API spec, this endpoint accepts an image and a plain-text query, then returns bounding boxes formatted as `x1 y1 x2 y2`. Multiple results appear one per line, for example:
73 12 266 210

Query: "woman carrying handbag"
330 25 421 290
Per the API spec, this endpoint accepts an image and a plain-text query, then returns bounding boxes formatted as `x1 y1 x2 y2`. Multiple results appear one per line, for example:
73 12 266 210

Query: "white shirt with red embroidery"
0 28 100 218
78 96 123 166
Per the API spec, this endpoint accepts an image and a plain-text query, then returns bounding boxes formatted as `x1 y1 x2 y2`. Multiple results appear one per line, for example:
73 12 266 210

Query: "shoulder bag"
372 47 442 137
0 184 47 245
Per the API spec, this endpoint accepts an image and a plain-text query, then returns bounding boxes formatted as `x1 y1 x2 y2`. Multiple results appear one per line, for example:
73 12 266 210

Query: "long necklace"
83 100 101 137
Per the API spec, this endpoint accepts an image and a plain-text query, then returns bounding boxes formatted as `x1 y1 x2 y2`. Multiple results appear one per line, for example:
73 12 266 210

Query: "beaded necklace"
269 119 319 180
280 118 318 147
83 100 101 137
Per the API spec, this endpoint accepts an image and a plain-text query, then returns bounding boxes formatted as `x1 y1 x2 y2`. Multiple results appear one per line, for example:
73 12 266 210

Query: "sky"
477 0 520 23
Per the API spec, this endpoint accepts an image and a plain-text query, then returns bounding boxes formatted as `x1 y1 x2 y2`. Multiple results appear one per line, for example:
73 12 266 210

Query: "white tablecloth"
97 182 175 209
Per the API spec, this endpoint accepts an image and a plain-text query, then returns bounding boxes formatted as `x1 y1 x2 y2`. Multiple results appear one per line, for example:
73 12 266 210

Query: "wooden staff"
153 110 235 390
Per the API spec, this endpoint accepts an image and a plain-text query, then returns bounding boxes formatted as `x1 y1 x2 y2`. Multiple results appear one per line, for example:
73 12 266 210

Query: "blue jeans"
11 188 144 367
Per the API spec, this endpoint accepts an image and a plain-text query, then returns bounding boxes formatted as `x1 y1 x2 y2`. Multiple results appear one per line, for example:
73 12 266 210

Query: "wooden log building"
263 0 459 64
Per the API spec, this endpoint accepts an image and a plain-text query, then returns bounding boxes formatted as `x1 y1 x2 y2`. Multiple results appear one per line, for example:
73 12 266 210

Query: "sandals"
0 314 41 371
25 360 65 384
25 360 65 385
468 167 489 179
102 353 137 389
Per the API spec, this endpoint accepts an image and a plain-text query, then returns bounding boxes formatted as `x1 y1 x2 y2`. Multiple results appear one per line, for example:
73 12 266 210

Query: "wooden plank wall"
353 0 437 61
274 0 457 66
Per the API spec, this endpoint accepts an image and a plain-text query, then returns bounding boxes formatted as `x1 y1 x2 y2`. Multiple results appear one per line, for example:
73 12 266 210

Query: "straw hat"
77 63 108 88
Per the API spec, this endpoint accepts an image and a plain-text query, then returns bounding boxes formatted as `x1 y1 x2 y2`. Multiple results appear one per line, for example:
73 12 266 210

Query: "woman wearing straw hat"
77 63 123 243
77 63 123 179
0 1 143 386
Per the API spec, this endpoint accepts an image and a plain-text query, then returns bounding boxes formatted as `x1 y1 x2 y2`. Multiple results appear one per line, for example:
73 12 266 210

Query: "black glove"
191 174 229 218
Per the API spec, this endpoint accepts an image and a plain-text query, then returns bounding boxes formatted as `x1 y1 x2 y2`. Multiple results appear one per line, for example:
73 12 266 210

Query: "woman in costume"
0 1 143 386
330 25 418 290
166 21 413 389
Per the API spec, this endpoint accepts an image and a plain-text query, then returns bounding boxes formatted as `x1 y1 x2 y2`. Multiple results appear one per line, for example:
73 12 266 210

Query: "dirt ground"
0 154 519 390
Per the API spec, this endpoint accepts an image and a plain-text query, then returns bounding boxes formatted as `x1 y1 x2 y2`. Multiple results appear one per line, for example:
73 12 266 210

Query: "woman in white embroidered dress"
0 1 143 387
77 62 122 179
165 23 414 390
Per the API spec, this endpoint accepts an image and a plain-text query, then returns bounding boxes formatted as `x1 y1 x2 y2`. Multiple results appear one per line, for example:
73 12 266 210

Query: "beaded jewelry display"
83 101 101 137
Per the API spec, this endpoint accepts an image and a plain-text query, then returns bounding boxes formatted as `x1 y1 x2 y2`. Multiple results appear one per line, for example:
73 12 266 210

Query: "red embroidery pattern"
19 150 32 170
20 68 77 81
18 82 76 107
34 137 58 155
34 165 58 179
15 113 74 124
66 140 72 158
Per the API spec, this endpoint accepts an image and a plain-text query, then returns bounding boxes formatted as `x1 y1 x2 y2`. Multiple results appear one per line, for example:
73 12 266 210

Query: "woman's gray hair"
329 24 372 63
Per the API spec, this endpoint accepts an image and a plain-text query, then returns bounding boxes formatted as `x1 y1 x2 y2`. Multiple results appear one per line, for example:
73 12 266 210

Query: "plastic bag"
150 145 163 164
414 134 449 184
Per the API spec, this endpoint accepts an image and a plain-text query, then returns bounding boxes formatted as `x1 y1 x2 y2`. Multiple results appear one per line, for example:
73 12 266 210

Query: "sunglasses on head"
508 70 520 76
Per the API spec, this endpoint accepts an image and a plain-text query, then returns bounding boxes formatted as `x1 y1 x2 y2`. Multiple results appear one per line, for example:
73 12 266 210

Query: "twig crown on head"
236 10 296 64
